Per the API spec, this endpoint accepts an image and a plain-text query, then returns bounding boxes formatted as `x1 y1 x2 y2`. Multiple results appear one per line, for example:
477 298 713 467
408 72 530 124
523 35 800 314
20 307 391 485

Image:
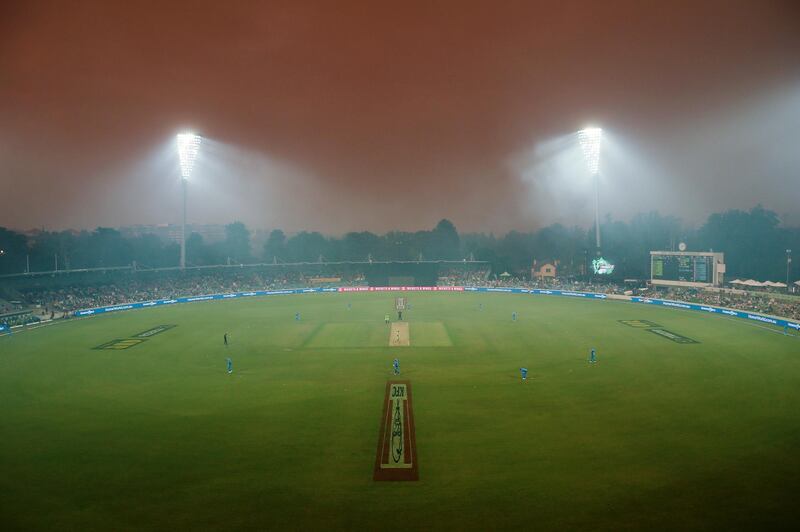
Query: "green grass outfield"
2 292 800 531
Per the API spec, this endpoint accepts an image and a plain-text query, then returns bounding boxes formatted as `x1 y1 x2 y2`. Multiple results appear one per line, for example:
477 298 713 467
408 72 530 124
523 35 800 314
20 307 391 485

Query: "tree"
429 219 460 260
342 231 380 261
85 228 132 268
698 206 784 280
224 222 251 263
285 231 328 262
263 229 287 262
0 227 28 274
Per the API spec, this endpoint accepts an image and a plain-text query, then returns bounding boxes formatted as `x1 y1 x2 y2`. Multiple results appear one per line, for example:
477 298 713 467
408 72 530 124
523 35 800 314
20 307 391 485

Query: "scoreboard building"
650 251 726 288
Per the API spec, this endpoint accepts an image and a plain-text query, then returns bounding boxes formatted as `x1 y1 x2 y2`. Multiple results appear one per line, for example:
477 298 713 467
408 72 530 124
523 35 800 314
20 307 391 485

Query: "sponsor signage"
619 320 662 328
69 286 800 332
648 328 699 344
94 338 147 350
133 325 176 338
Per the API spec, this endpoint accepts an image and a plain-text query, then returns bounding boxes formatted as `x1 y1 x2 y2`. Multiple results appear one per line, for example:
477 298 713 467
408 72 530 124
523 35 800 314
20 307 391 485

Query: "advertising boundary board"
63 286 800 333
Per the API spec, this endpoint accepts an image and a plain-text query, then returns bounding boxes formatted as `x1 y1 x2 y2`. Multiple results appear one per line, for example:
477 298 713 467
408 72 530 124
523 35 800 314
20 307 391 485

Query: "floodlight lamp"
177 132 202 179
578 127 603 176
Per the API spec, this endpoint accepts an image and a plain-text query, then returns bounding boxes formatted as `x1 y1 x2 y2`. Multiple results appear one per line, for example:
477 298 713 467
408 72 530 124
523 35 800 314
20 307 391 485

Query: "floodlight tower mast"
176 132 202 269
578 127 603 254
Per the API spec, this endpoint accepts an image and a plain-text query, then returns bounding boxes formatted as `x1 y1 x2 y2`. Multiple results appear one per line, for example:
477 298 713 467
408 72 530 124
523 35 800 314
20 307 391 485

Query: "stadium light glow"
176 131 202 269
177 132 202 180
578 127 602 176
577 126 604 257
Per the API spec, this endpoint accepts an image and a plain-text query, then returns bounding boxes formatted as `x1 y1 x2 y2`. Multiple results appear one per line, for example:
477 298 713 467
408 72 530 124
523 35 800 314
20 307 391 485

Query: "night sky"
2 0 799 233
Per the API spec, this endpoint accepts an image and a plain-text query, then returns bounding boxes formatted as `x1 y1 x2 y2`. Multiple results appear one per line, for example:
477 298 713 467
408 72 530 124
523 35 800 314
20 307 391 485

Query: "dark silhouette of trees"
1 207 798 283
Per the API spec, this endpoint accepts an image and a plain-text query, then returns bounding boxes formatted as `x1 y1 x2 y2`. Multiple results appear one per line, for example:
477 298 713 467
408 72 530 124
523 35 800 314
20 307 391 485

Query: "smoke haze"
1 0 799 233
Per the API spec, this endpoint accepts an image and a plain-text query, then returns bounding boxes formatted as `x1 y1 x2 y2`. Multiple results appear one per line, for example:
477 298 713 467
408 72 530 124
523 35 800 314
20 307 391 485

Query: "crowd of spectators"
13 270 368 317
4 268 800 328
0 312 41 328
437 271 628 295
437 269 490 286
660 287 800 321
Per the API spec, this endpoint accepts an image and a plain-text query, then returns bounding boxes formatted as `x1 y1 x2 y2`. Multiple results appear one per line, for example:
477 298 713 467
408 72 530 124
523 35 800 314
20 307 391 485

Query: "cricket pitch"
389 322 410 346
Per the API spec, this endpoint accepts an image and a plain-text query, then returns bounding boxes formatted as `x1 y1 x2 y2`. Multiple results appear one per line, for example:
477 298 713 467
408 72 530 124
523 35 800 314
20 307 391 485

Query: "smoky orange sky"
1 0 799 234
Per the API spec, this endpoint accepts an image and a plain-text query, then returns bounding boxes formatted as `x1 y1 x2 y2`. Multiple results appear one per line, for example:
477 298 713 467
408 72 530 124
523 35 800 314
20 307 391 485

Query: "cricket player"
223 332 228 346
385 314 390 324
295 312 300 321
785 324 789 336
393 358 400 375
589 348 597 363
398 310 403 321
520 367 528 381
226 357 233 374
512 311 517 321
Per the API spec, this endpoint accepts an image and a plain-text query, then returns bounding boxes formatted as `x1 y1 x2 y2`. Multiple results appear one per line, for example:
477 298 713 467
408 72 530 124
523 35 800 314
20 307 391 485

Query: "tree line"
0 207 797 282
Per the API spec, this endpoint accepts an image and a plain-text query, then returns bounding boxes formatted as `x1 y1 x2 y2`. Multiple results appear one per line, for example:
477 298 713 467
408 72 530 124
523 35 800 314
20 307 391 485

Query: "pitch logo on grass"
618 320 662 328
94 338 147 350
374 381 418 481
134 325 176 338
94 325 176 349
648 328 699 344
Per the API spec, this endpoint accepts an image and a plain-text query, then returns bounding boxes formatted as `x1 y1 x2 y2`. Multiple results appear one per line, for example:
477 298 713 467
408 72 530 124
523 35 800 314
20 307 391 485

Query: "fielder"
520 367 528 381
226 357 233 374
393 358 400 375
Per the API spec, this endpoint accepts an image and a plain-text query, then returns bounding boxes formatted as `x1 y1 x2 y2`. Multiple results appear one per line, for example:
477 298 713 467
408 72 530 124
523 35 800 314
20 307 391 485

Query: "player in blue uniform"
393 358 400 375
512 311 517 321
226 357 233 374
520 367 528 381
589 348 597 363
295 312 300 321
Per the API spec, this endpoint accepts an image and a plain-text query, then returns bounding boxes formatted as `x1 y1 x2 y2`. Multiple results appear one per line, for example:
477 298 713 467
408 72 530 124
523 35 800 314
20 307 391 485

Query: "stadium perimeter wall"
32 286 794 332
3 286 799 335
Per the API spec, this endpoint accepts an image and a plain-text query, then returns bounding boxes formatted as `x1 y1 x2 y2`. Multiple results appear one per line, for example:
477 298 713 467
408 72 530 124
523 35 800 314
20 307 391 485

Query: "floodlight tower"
176 132 202 269
578 127 603 254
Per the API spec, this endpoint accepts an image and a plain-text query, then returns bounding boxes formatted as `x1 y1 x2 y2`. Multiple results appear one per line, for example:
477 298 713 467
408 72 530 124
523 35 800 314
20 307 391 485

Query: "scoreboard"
650 251 725 287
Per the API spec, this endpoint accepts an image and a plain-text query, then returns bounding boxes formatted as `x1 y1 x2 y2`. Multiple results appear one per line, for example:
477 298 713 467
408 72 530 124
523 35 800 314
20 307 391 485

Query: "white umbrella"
742 279 764 287
729 279 744 285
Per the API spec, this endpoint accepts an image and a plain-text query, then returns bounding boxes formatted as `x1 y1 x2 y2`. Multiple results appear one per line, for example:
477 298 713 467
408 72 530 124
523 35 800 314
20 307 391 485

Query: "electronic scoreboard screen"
651 253 714 284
